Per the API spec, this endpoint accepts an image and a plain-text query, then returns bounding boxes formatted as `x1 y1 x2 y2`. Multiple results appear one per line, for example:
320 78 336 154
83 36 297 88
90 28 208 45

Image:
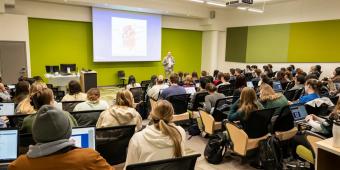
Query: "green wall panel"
246 24 290 63
288 20 340 62
226 27 248 62
28 18 202 86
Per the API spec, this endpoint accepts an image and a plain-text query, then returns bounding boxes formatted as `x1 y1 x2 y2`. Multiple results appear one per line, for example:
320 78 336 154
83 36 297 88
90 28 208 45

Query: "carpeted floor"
99 86 256 170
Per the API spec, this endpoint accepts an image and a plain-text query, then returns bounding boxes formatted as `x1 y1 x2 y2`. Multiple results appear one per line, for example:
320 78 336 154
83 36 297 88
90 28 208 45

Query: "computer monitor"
0 103 15 116
185 87 196 95
60 64 76 73
0 129 18 163
71 127 95 149
45 65 60 73
289 104 308 121
273 81 283 91
246 81 254 88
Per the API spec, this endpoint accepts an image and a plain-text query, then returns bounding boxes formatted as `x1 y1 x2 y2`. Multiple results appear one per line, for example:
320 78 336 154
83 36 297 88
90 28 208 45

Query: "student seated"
96 90 142 131
147 75 168 100
331 67 340 83
290 75 306 91
21 88 78 134
204 83 225 113
61 80 87 102
183 75 195 87
276 71 289 90
251 69 262 82
259 84 288 115
213 72 222 86
126 75 141 90
16 82 48 114
217 73 231 87
124 100 186 168
232 75 247 103
188 78 208 110
228 87 264 122
13 81 30 105
290 79 321 105
73 88 109 112
0 83 11 102
9 105 113 170
191 72 199 82
159 73 186 99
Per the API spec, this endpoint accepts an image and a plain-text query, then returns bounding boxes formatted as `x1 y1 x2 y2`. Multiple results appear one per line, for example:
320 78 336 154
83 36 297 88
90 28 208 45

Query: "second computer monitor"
70 127 95 149
60 64 76 73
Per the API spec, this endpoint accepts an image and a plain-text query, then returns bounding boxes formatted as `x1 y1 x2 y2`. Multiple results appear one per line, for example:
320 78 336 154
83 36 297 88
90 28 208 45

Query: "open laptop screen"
71 127 96 149
273 81 283 91
0 103 15 116
289 104 308 121
0 129 18 163
246 81 254 88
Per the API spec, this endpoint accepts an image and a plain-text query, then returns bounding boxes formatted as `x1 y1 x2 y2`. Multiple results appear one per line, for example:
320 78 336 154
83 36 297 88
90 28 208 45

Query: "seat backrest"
191 92 209 111
69 110 104 127
273 105 294 132
166 94 191 115
129 87 144 103
141 80 151 88
293 88 304 101
211 98 229 122
305 103 330 116
118 70 125 78
96 125 136 165
242 108 276 138
217 85 234 96
62 101 84 112
7 114 29 128
19 133 35 155
126 153 201 170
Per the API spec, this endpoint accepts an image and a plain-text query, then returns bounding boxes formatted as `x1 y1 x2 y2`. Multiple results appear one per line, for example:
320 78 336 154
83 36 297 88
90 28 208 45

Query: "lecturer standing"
162 52 175 79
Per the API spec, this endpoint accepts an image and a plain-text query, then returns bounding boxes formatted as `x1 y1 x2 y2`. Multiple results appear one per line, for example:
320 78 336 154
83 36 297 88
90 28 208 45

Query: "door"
0 41 27 84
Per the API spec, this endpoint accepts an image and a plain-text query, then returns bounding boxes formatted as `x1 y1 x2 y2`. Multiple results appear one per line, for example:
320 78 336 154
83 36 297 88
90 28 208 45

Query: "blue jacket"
296 93 320 104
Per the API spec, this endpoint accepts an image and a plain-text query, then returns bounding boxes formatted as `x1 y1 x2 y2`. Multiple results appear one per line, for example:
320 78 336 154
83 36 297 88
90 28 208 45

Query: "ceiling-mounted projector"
226 0 253 6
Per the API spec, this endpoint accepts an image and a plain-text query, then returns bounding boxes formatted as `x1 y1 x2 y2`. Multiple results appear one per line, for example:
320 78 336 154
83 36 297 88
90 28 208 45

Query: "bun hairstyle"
30 88 54 110
151 100 182 157
115 90 134 107
305 79 323 94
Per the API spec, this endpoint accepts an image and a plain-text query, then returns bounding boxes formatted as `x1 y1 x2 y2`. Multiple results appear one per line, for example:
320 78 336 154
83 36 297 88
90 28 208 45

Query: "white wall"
0 14 31 76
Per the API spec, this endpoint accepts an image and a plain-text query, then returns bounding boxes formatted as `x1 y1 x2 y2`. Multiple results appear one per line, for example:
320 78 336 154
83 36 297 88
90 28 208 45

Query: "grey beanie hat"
32 105 72 143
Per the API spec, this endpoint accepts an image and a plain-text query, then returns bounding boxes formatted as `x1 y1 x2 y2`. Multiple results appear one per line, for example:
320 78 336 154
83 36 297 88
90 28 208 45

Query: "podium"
80 71 97 92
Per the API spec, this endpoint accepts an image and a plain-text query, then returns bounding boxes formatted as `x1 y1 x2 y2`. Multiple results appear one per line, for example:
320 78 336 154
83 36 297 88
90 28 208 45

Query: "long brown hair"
238 87 260 120
115 90 134 107
330 98 340 121
151 100 182 157
259 84 282 102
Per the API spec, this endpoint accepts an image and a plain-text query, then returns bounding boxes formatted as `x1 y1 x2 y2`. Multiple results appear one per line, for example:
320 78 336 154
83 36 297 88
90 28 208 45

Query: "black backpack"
258 135 283 170
204 132 227 164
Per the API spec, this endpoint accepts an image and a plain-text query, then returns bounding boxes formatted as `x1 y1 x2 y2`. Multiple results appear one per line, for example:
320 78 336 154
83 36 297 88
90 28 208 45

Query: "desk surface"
317 138 340 156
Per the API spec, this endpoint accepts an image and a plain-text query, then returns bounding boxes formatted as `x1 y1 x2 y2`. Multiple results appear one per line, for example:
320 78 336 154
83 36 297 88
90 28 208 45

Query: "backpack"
204 132 227 164
188 123 201 137
258 135 283 170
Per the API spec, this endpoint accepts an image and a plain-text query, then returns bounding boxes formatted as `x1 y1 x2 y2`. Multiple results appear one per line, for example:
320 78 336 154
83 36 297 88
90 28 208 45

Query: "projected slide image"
112 17 147 57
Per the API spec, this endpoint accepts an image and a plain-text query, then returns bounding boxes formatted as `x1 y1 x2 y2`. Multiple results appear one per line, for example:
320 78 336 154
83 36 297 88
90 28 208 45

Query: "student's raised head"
128 75 137 85
276 71 285 81
206 83 217 93
15 81 30 96
259 84 281 102
295 75 306 85
184 75 193 85
255 69 262 77
32 105 71 144
221 73 230 82
260 74 273 87
169 73 179 84
33 76 44 83
68 80 82 95
16 82 47 114
178 72 183 78
87 88 100 102
285 71 293 81
199 77 208 90
315 65 322 73
151 100 182 157
30 88 54 110
230 68 236 75
191 72 198 79
238 87 258 120
290 64 295 70
246 65 251 70
235 68 242 75
201 70 208 77
116 89 134 107
305 79 322 94
150 75 157 85
268 64 273 69
329 98 340 121
156 75 164 84
213 70 219 78
305 73 318 81
334 67 340 77
235 75 247 89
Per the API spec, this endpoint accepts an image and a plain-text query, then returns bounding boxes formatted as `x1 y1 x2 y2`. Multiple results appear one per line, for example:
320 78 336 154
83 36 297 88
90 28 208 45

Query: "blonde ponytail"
152 100 183 157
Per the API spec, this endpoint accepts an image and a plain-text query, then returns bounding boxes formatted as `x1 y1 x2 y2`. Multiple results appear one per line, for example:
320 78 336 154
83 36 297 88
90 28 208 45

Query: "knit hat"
32 105 72 143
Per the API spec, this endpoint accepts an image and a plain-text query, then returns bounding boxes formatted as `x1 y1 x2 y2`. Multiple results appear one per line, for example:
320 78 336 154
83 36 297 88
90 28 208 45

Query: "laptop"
246 81 254 88
184 87 196 94
0 129 19 164
71 127 96 149
273 81 283 92
289 104 308 122
0 103 15 116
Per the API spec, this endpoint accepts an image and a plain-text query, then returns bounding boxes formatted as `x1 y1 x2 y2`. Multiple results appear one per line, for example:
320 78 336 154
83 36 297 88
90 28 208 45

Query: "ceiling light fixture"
206 1 226 7
190 0 205 3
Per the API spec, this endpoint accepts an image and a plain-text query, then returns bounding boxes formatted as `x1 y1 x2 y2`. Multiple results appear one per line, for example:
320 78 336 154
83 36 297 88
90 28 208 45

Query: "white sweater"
124 125 186 169
73 100 109 112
